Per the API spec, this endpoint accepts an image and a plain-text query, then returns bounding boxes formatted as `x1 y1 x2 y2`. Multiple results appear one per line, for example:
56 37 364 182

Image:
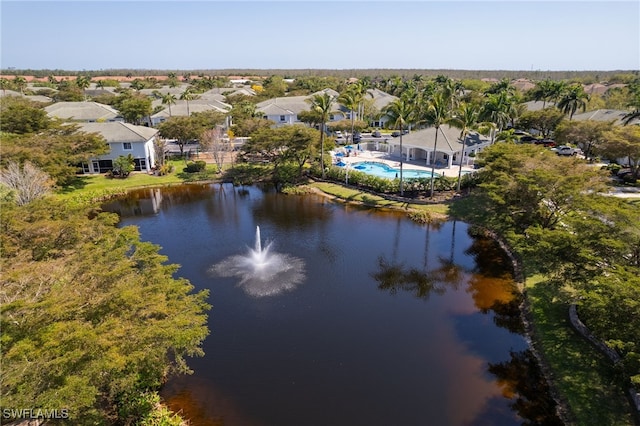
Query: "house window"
280 115 286 122
330 115 335 121
123 142 132 150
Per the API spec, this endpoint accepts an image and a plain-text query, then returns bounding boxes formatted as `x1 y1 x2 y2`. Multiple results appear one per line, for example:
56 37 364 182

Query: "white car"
555 146 583 156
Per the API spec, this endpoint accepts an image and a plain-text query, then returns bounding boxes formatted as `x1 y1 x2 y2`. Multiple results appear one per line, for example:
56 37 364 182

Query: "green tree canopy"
516 108 566 138
0 123 109 185
0 199 210 423
554 119 613 160
0 96 51 134
158 116 201 156
474 143 608 233
600 125 640 179
114 93 152 125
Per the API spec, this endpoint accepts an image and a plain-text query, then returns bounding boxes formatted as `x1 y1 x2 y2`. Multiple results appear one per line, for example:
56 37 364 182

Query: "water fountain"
210 226 306 297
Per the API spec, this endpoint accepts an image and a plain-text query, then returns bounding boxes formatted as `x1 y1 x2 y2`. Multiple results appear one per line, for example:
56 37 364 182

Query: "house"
0 88 52 103
149 99 232 126
571 109 639 126
366 88 398 128
382 125 491 168
199 87 256 99
45 101 123 122
255 89 345 128
522 100 557 112
77 122 158 174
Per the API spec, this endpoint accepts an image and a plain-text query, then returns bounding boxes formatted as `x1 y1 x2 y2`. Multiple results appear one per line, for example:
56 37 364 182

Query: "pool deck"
332 149 475 178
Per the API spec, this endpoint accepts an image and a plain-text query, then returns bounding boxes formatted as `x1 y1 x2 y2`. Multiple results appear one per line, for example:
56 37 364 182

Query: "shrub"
184 160 206 173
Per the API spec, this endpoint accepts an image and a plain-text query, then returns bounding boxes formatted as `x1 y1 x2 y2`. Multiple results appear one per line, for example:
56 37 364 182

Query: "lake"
102 183 560 426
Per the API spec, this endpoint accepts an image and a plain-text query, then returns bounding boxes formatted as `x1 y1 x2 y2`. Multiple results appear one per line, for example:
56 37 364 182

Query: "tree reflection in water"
371 256 447 300
371 232 562 425
489 350 564 425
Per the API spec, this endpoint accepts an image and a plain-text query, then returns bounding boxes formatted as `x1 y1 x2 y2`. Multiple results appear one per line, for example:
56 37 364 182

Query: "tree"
262 75 288 97
13 76 27 95
111 154 135 178
530 79 557 108
1 123 109 185
600 125 640 180
449 102 480 191
75 75 92 100
383 97 415 195
0 77 10 94
516 108 565 138
1 199 210 423
554 120 613 160
338 88 364 144
231 117 274 138
161 93 177 117
306 92 336 178
0 96 51 134
0 161 52 205
116 94 152 125
421 92 452 198
280 125 319 175
474 143 608 233
480 91 516 142
297 109 323 128
180 87 199 117
201 127 229 172
557 84 589 120
158 116 201 157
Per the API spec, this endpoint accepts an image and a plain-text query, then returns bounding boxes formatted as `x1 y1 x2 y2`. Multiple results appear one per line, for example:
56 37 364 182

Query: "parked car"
555 145 583 156
520 136 536 142
352 132 362 142
372 130 382 138
391 131 401 137
534 138 556 147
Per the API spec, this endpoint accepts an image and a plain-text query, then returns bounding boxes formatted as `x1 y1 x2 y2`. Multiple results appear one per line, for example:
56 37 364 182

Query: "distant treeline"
1 68 638 82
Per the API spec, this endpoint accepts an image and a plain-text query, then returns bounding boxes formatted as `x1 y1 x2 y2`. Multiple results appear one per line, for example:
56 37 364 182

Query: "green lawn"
307 182 449 217
525 276 636 425
54 160 221 206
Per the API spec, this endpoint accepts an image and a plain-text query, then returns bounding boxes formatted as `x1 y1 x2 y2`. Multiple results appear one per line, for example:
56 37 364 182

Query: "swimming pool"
341 161 438 179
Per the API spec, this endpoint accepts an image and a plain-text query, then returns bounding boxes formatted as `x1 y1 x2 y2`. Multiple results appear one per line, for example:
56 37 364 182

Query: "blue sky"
1 1 638 71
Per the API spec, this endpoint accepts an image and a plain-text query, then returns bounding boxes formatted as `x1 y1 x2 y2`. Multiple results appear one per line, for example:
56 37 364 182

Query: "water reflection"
374 232 560 425
488 350 563 425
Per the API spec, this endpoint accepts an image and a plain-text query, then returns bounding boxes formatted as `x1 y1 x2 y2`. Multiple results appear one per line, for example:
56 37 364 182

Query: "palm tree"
383 97 415 195
480 92 514 143
180 88 198 117
307 93 336 179
13 76 27 95
422 92 453 198
0 78 10 95
449 102 480 191
557 84 589 120
162 93 177 117
76 75 91 101
338 89 362 144
531 79 556 108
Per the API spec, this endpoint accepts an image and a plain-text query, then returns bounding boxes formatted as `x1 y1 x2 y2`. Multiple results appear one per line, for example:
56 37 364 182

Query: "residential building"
77 122 158 174
45 101 123 122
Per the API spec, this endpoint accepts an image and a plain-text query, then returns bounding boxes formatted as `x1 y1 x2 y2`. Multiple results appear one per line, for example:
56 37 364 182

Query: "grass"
525 276 636 425
54 160 221 205
307 181 449 217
